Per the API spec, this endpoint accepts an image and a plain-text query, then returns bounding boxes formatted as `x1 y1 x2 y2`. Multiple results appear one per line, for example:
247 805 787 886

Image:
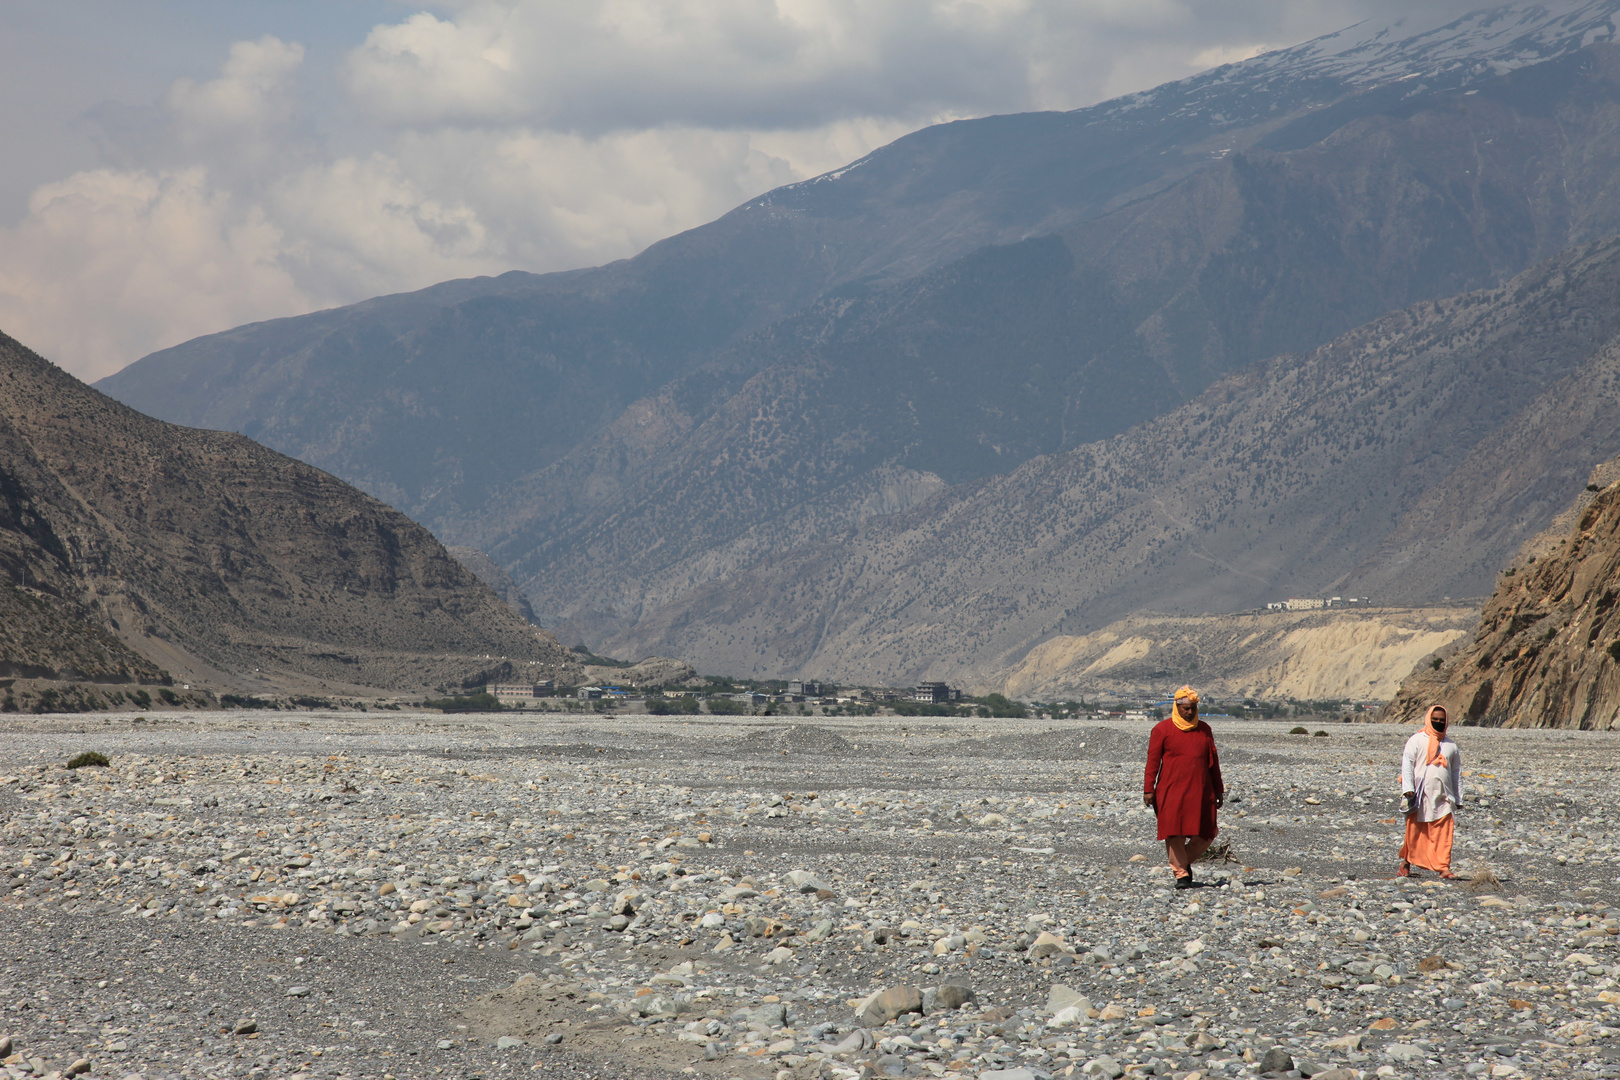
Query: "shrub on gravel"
1288 726 1309 734
66 751 110 769
647 695 701 715
421 692 506 713
222 693 279 710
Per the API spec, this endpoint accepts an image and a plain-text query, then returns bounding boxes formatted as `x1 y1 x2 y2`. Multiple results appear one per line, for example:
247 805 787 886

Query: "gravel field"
1 711 1617 1080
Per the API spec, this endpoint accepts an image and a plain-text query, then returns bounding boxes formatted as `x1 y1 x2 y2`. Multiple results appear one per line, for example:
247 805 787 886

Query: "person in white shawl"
1398 704 1462 878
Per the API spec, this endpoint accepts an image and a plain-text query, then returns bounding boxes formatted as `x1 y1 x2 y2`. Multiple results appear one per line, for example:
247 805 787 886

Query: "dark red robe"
1144 719 1224 840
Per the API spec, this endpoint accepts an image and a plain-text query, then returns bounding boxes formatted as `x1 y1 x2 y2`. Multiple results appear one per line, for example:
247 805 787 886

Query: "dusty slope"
0 581 167 684
1382 458 1620 729
607 235 1620 684
996 607 1477 702
0 331 580 694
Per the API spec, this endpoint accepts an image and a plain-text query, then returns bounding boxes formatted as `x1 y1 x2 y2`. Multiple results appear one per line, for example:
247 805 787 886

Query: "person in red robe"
1143 685 1224 889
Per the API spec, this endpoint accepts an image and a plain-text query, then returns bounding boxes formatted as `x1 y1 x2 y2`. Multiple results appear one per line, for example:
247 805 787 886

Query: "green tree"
969 693 1027 718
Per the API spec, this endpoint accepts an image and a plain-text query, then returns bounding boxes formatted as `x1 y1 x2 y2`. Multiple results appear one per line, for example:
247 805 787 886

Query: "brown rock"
859 985 924 1027
0 329 583 695
1382 459 1620 730
1029 931 1067 959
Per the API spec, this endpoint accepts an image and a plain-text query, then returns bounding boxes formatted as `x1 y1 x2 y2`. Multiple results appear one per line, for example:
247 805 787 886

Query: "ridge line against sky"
0 0 1500 381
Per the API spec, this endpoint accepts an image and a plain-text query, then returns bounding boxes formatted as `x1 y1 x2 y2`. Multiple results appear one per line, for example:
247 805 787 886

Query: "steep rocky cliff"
1382 459 1620 728
0 330 581 695
447 546 540 626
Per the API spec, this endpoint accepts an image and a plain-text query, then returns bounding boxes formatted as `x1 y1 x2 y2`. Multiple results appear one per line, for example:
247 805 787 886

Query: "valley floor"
0 714 1617 1080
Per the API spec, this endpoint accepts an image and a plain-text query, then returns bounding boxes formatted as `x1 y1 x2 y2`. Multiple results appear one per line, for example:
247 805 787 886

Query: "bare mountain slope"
97 6 1620 555
0 332 579 694
603 235 1620 684
0 583 167 686
481 44 1620 644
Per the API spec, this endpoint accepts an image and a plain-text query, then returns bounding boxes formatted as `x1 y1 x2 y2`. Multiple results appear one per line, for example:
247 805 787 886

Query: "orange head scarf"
1423 705 1449 766
1172 685 1200 731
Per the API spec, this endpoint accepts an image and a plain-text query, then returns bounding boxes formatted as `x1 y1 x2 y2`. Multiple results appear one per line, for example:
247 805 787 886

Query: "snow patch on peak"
1099 0 1620 124
1253 0 1620 86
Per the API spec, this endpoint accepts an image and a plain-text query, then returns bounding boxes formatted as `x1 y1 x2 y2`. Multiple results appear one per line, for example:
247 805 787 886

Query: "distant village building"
577 686 604 700
489 681 553 701
788 680 824 697
484 681 555 707
1286 597 1326 610
912 682 962 704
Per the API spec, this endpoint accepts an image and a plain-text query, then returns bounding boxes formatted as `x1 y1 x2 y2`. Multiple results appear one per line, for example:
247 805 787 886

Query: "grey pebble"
1260 1046 1295 1072
0 713 1612 1080
1083 1055 1124 1078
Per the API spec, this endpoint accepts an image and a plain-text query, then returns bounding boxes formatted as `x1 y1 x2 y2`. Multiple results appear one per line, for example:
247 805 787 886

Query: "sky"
0 0 1488 381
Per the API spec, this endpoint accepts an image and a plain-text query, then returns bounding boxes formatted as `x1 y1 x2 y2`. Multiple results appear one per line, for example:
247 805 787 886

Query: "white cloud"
0 13 951 380
0 1 1498 380
0 168 304 379
342 0 1198 130
166 36 305 138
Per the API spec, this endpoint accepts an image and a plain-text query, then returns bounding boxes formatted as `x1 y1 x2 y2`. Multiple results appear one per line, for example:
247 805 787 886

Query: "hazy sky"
0 0 1486 380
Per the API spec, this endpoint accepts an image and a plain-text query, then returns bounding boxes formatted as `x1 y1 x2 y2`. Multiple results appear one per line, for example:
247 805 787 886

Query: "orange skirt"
1399 814 1455 873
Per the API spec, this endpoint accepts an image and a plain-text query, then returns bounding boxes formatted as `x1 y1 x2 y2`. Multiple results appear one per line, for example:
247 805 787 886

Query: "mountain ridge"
89 3 1620 685
99 5 1620 529
491 42 1620 645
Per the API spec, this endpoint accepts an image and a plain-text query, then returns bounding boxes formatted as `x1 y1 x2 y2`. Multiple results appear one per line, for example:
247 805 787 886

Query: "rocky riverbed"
1 712 1617 1080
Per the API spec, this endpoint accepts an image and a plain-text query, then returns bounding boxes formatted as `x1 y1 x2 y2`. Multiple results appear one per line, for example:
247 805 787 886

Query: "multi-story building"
912 682 961 704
